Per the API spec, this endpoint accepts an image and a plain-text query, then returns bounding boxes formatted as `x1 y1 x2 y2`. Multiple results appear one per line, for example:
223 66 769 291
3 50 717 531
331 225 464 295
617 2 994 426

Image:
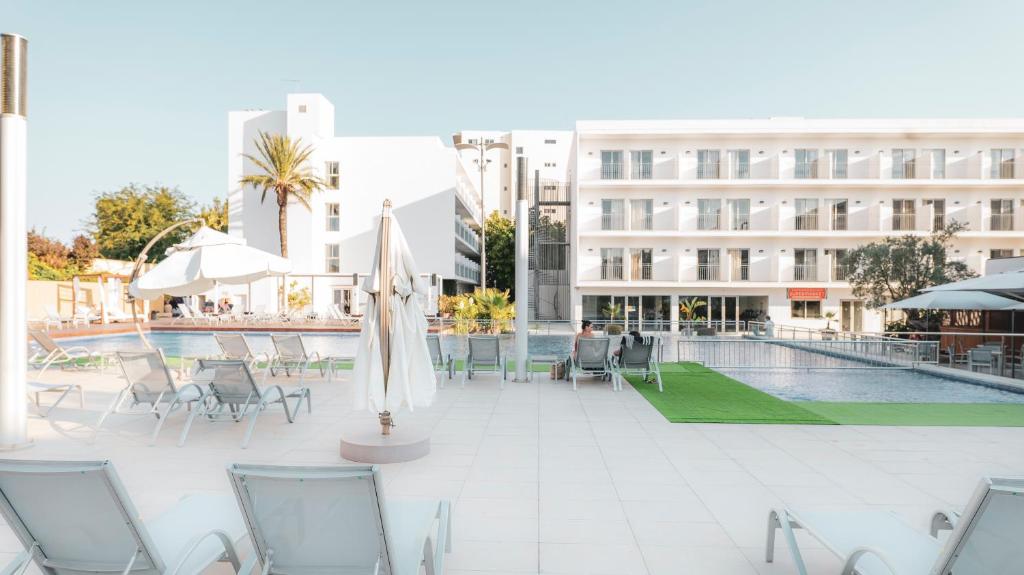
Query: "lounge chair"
194 359 310 449
215 333 270 372
0 459 246 575
571 337 611 391
968 348 997 374
104 306 135 323
96 350 208 446
612 335 662 392
28 328 104 378
226 463 452 575
426 334 454 385
75 303 101 325
463 335 506 388
42 304 74 330
766 476 1024 575
173 303 198 325
270 334 324 379
188 303 221 325
27 380 84 418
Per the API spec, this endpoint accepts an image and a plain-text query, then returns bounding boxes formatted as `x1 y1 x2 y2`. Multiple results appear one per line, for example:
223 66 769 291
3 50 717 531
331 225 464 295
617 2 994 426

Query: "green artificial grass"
798 402 1024 427
625 363 837 425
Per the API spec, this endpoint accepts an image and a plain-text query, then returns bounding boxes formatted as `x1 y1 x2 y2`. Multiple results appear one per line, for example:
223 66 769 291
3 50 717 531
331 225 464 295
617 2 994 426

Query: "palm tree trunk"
277 201 288 258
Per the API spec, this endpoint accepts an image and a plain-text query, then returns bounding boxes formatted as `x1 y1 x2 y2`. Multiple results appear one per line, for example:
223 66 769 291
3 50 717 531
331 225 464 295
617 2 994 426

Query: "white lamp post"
0 33 29 449
454 139 508 288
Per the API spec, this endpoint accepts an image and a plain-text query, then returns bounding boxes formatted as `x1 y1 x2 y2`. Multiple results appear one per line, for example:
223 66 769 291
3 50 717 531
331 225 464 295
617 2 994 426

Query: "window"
298 104 307 113
828 199 848 231
794 248 817 281
729 248 749 281
601 150 623 180
630 248 653 280
729 199 750 230
483 138 494 144
601 199 625 230
892 148 916 179
831 248 849 281
515 146 523 154
929 149 946 178
794 198 819 230
325 203 340 231
697 249 721 281
698 199 721 230
791 300 822 318
991 149 1015 179
697 149 720 179
794 149 819 179
729 149 750 179
631 150 653 180
325 161 340 189
892 199 916 231
630 199 653 231
600 248 624 280
923 199 945 231
828 149 848 179
991 199 1014 231
467 138 478 144
544 139 557 144
332 288 352 315
325 244 340 273
544 162 557 168
991 249 1014 259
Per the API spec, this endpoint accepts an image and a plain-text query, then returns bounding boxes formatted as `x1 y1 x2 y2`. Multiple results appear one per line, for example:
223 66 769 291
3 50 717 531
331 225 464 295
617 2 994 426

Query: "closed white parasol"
351 200 437 434
128 226 291 299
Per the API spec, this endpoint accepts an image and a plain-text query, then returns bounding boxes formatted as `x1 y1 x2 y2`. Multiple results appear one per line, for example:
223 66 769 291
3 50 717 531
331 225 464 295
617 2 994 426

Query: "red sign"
788 288 826 301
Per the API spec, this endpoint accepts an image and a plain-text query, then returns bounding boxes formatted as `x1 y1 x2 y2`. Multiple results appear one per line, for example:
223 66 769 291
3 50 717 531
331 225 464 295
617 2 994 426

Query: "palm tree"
238 131 326 258
679 297 706 321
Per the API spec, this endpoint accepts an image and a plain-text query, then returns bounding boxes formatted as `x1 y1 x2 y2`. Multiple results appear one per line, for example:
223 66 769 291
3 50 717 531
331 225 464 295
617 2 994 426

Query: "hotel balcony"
454 217 480 255
454 254 480 284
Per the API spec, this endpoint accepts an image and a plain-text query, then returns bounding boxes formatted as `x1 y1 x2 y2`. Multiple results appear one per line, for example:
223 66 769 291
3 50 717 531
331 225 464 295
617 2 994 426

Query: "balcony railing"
794 215 819 231
602 213 625 230
793 265 818 281
731 265 749 281
631 163 652 180
601 163 623 180
991 214 1014 231
731 215 750 231
455 257 481 283
831 214 848 231
454 218 480 251
698 213 721 230
995 161 1015 179
697 162 720 179
601 264 623 280
631 263 653 280
795 162 818 179
893 161 916 179
631 213 653 231
832 265 850 281
697 264 721 281
892 214 916 231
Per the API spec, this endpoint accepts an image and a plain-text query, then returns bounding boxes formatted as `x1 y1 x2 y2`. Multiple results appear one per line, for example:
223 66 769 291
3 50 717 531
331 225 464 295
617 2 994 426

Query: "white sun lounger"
269 334 324 380
28 328 104 378
227 463 452 575
766 476 1024 575
0 459 246 575
463 335 506 388
215 333 270 372
571 337 612 391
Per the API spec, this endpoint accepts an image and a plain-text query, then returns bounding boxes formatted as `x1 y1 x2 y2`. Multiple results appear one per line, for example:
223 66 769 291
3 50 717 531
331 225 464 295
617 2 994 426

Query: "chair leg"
241 407 263 449
150 400 178 446
94 388 128 440
178 399 202 447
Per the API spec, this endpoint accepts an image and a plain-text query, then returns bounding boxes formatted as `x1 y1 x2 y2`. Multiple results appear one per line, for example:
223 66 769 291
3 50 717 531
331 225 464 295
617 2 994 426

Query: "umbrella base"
340 427 430 463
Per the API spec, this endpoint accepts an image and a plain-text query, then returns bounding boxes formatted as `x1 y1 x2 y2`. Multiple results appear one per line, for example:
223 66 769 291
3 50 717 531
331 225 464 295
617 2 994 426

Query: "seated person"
612 330 644 359
218 298 233 314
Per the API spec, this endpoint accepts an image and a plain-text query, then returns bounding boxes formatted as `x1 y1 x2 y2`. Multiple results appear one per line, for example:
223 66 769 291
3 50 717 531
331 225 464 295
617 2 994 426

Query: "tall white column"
513 164 530 382
0 33 30 449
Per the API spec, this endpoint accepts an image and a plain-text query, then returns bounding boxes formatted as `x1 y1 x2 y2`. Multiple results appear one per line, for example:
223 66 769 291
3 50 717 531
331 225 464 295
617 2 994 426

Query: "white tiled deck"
7 367 1024 574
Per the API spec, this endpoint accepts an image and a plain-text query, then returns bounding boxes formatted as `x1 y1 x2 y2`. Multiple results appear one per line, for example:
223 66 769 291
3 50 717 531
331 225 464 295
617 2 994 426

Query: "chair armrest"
930 509 960 537
842 546 899 575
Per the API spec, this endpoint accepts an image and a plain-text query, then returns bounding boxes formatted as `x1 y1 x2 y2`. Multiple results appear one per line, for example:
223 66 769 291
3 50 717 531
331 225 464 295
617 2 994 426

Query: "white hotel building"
573 119 1024 332
227 95 1024 331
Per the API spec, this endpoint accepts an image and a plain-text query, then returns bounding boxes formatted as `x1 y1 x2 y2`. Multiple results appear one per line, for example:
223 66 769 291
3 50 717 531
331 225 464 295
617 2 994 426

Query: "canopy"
128 226 291 299
352 201 436 421
923 270 1024 296
883 290 1023 310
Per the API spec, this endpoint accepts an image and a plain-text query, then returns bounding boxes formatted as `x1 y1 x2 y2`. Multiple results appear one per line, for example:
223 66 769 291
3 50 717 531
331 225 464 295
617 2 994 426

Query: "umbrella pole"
379 200 393 435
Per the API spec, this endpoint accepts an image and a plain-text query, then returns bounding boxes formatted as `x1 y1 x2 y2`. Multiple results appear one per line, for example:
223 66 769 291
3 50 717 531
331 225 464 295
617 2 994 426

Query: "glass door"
625 295 641 332
841 300 863 332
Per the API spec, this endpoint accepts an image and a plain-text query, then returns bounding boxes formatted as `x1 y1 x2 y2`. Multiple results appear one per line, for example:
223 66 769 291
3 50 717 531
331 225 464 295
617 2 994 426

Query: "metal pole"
478 145 486 289
513 158 529 381
0 33 29 449
378 200 393 435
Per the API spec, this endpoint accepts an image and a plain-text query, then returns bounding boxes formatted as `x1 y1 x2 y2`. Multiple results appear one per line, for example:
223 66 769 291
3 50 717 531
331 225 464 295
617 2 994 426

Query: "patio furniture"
27 380 84 418
173 303 198 325
462 335 506 388
324 355 357 383
270 334 325 379
215 333 270 371
570 337 612 390
194 359 310 449
946 344 968 367
227 463 452 575
612 336 662 392
96 350 208 446
43 304 75 329
74 303 101 324
28 328 104 378
0 459 246 575
765 476 1024 575
426 334 454 385
968 348 997 374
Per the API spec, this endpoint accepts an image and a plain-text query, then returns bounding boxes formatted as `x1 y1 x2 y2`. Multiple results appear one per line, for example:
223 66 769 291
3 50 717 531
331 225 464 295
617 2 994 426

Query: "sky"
5 0 1024 241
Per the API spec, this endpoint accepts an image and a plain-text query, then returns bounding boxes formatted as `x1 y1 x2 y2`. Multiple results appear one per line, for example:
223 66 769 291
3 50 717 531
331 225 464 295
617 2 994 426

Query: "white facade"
572 118 1024 332
227 94 481 314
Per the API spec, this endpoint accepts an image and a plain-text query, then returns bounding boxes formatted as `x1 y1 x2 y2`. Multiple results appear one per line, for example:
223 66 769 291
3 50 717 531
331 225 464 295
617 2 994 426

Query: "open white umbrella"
923 270 1024 295
883 290 1023 310
352 200 436 434
128 226 291 299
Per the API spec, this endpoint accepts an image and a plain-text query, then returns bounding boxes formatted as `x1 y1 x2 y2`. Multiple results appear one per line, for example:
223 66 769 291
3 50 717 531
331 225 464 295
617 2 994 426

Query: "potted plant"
822 311 837 339
679 297 707 336
603 302 623 335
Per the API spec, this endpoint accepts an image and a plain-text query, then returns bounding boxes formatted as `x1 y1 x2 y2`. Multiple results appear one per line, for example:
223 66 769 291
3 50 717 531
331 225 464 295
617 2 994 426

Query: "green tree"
89 184 196 262
68 234 100 267
27 228 69 269
473 287 515 333
238 131 326 258
843 223 976 322
198 197 229 232
484 211 515 296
